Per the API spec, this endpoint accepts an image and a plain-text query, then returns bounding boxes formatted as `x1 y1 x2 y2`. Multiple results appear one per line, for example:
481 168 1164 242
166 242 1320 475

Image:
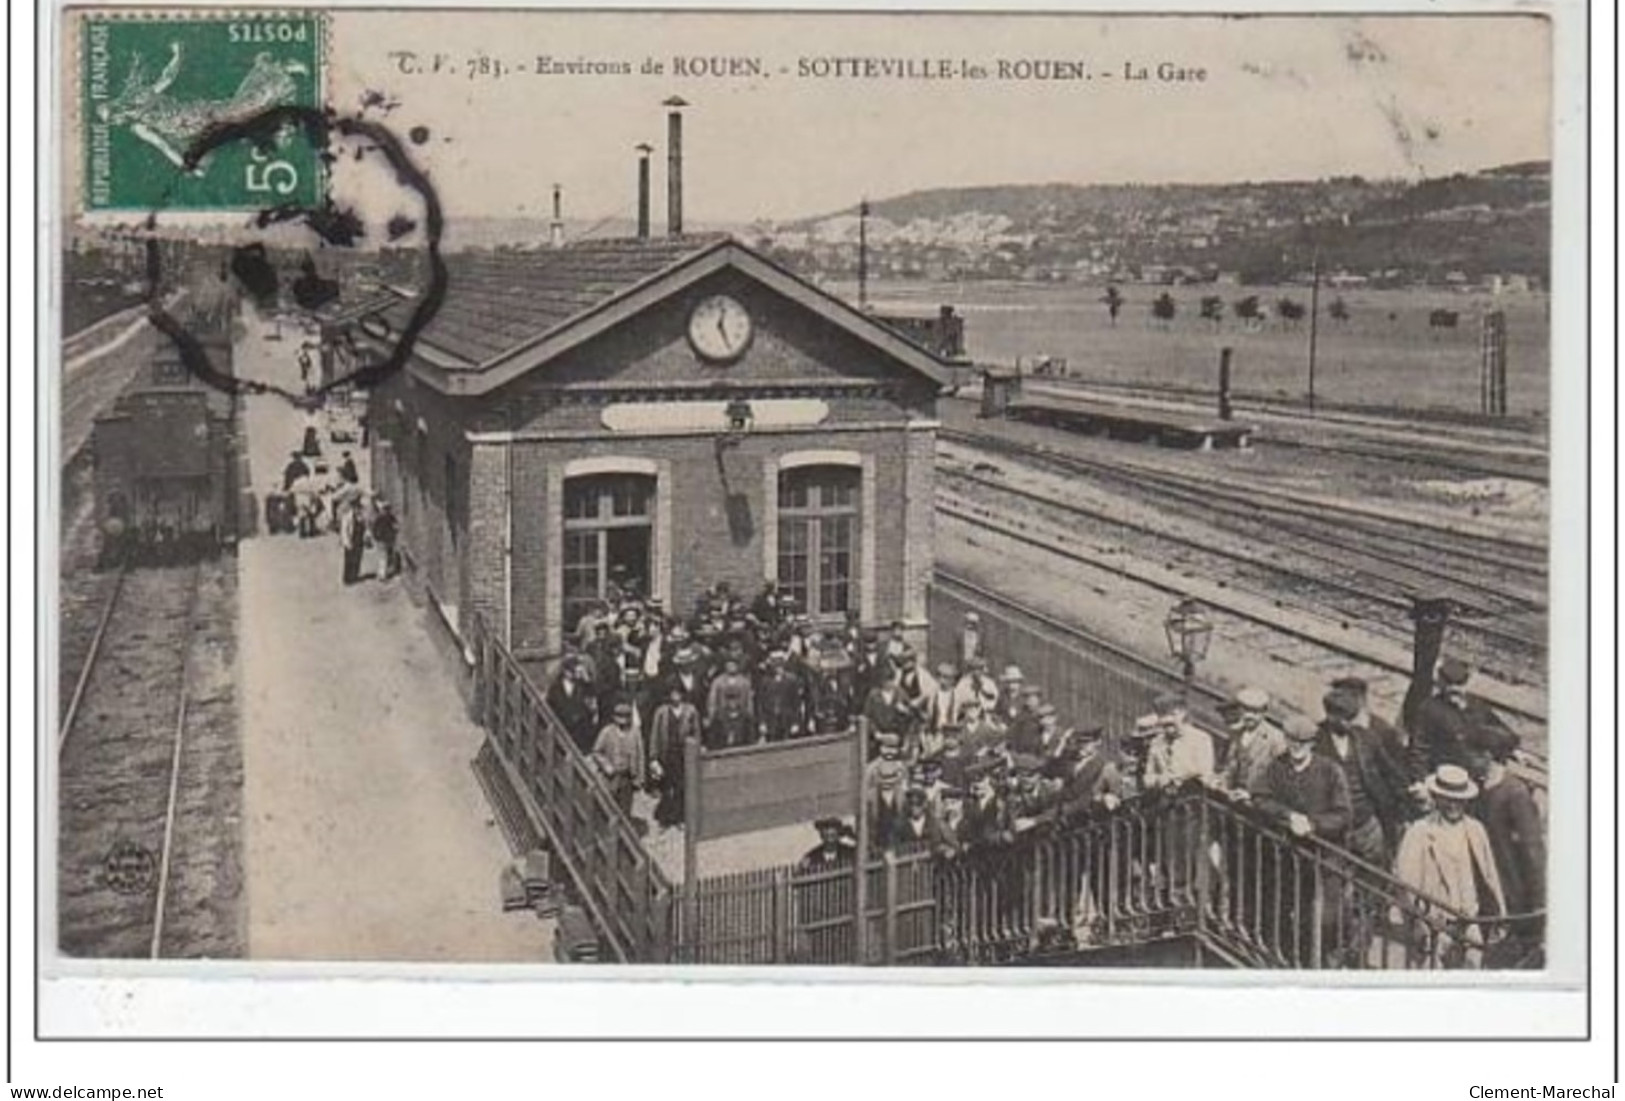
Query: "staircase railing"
471 615 676 963
468 615 1541 969
932 782 1544 970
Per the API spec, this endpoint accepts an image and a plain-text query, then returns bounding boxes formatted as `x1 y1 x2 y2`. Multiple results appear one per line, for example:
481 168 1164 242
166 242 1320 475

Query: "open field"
835 279 1551 419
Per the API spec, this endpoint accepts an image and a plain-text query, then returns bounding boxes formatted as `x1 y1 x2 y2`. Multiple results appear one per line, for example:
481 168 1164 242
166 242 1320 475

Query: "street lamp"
1163 597 1213 691
714 398 755 455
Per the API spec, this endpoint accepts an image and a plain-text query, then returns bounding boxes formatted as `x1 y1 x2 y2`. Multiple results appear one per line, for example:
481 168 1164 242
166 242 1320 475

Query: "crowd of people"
274 428 398 585
546 578 1544 968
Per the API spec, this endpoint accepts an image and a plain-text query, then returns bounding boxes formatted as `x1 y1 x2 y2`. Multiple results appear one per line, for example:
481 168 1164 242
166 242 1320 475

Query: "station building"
364 234 949 662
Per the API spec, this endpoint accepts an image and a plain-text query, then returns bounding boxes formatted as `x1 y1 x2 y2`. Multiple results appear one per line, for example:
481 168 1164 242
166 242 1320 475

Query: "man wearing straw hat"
1391 763 1506 968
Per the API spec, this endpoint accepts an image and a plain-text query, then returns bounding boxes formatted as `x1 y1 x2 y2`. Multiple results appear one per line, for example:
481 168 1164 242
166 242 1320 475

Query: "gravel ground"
57 563 207 958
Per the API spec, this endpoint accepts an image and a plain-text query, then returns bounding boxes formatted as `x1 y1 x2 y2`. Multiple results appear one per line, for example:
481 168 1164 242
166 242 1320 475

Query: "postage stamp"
80 10 325 211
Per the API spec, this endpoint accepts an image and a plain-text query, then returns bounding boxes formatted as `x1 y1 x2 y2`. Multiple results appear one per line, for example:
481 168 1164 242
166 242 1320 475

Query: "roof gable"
396 236 952 395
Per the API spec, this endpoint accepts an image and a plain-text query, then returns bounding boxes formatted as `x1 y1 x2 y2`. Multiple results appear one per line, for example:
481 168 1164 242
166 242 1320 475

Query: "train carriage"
91 336 240 567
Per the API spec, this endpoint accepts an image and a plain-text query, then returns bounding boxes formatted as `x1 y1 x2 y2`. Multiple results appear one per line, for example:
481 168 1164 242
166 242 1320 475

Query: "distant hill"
751 163 1550 287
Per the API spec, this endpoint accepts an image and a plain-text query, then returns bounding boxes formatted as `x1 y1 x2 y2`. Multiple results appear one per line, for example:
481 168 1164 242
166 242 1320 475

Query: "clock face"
688 295 753 363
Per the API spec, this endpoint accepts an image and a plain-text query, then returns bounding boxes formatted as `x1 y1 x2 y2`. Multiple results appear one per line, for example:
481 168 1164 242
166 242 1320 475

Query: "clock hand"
717 314 729 343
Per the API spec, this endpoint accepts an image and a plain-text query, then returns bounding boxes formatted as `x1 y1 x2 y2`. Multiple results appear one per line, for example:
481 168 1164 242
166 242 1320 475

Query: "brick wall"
503 423 926 654
368 260 944 655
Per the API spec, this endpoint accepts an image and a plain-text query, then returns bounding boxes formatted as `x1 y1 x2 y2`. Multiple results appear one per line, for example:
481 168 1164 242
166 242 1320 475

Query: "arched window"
778 464 860 617
562 472 655 630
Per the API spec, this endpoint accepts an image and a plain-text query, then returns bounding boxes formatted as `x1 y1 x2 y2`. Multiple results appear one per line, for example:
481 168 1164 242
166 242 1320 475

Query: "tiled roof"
314 284 407 326
404 234 729 367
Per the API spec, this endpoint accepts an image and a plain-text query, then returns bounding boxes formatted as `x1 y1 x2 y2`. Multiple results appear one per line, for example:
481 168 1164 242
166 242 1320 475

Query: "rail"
58 566 129 753
470 615 675 962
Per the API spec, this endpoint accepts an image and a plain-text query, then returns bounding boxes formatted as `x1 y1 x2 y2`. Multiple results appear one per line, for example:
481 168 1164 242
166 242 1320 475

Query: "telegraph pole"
1307 243 1321 415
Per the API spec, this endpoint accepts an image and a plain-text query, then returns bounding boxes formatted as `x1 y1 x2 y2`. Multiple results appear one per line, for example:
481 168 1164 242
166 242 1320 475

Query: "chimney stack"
663 96 688 237
635 143 654 240
549 183 564 249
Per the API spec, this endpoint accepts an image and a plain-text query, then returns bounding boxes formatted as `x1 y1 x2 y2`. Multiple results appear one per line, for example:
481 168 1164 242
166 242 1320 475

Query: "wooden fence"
471 615 675 963
929 570 1231 738
674 847 939 965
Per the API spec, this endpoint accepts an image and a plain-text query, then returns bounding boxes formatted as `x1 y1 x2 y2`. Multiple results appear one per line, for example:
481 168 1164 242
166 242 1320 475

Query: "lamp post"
1163 597 1213 700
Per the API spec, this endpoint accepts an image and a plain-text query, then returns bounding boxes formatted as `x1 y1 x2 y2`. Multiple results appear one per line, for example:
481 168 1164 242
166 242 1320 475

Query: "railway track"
940 428 1547 678
937 494 1547 730
57 561 204 959
1260 432 1547 486
932 564 1550 792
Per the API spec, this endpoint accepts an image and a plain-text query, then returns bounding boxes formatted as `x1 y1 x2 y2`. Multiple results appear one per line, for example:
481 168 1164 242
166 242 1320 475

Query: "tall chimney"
635 143 654 240
663 96 688 237
858 197 870 311
549 183 564 248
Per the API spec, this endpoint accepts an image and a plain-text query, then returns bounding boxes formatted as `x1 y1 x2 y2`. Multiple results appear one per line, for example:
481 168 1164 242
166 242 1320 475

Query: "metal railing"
471 615 675 962
675 785 1544 970
927 784 1544 970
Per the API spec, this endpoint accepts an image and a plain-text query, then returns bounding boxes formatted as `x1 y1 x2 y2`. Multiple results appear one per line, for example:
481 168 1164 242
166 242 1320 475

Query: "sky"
316 11 1551 225
69 10 1554 230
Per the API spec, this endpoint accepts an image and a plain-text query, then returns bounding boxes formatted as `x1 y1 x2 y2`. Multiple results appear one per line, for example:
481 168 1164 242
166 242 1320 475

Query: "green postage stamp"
81 11 325 212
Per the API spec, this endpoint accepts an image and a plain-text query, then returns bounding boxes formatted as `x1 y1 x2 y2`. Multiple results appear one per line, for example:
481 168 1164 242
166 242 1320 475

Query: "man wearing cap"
995 666 1027 728
705 654 756 750
809 648 855 735
865 751 909 850
1331 675 1423 785
1257 715 1353 843
591 700 646 818
895 648 937 722
862 669 916 751
1007 753 1061 832
1256 714 1354 966
1056 725 1125 817
1142 694 1217 791
1316 689 1414 863
955 698 1003 759
370 497 399 579
1468 736 1544 945
1219 686 1287 798
889 787 956 855
1411 658 1517 774
852 631 888 703
865 733 906 791
547 657 599 755
958 762 1013 850
1006 685 1047 757
757 649 808 743
751 579 785 627
588 622 628 722
647 681 701 830
1393 764 1507 968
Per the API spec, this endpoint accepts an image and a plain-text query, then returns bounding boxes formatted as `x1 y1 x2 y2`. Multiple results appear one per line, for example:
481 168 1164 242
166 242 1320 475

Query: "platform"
234 312 554 961
1006 390 1256 450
